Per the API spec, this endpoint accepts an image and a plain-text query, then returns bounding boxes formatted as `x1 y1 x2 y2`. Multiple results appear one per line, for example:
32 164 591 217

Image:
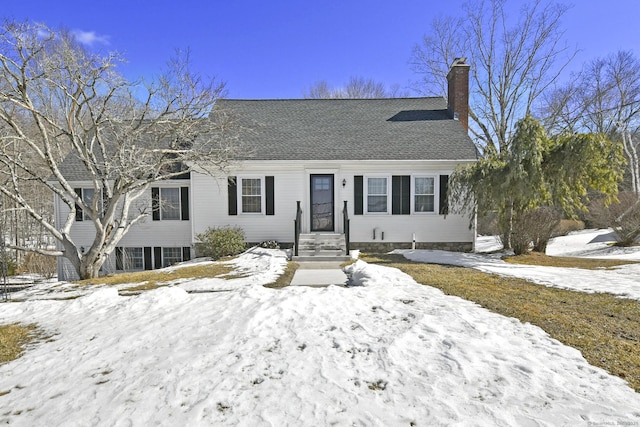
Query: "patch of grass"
264 262 299 289
0 323 38 365
504 252 638 269
363 253 640 393
340 259 357 268
75 262 237 291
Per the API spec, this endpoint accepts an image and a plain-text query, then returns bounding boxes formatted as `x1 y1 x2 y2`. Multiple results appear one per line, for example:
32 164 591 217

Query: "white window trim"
365 175 390 215
412 175 437 215
239 176 265 215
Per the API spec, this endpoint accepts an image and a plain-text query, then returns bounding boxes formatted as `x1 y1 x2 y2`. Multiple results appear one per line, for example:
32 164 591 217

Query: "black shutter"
182 247 191 262
154 247 162 269
354 176 363 215
74 188 83 221
228 177 237 216
392 176 410 215
115 247 123 270
144 247 152 270
439 175 449 215
152 187 160 221
180 187 189 220
265 176 275 216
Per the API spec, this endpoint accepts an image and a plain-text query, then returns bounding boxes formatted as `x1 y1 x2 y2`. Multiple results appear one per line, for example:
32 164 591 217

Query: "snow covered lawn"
399 229 640 300
0 231 639 426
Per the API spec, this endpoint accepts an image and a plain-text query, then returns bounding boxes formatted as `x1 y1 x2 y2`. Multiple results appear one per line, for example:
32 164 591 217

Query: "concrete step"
298 245 346 252
295 233 348 262
292 255 352 262
298 249 346 257
299 233 345 239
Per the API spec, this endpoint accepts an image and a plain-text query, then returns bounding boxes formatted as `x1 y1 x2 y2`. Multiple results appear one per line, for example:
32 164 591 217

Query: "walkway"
289 262 349 287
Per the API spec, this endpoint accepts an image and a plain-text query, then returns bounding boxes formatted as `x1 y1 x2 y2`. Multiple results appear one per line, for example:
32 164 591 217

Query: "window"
162 247 183 268
124 247 144 270
160 188 181 220
241 178 262 213
75 188 102 221
229 176 274 216
116 247 144 271
414 177 435 212
367 177 388 213
152 187 189 221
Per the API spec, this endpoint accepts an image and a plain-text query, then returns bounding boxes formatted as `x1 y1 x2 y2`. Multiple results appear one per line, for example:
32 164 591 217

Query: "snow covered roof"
214 97 478 161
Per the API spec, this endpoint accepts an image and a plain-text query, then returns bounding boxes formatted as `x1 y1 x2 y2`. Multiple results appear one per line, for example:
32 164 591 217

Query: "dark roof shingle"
215 97 478 161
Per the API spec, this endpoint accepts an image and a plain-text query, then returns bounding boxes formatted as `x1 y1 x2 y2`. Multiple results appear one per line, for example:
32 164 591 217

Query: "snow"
0 236 639 426
399 229 640 300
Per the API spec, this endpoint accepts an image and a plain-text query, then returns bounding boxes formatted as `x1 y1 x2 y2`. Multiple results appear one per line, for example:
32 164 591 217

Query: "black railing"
342 200 350 253
294 201 302 257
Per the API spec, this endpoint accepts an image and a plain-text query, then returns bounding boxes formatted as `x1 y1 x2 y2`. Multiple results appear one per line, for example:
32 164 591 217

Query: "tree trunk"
60 235 106 280
502 201 514 250
79 258 103 280
622 130 639 195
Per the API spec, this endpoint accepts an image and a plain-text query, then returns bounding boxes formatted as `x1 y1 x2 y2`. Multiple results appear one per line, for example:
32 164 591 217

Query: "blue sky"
4 1 640 99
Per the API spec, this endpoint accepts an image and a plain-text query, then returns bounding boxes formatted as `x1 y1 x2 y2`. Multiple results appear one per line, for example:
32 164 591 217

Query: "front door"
310 174 334 232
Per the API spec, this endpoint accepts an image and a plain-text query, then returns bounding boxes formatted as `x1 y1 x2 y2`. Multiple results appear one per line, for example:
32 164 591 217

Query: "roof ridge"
218 96 445 102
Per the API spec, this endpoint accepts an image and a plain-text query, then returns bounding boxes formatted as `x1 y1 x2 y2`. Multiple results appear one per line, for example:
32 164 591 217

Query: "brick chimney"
447 57 470 132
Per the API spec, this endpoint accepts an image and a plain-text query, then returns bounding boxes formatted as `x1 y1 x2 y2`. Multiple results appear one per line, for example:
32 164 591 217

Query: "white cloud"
71 29 110 46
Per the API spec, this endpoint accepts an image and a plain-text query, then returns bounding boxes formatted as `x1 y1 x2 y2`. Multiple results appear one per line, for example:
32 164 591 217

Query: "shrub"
554 219 585 236
0 255 16 276
20 252 56 279
511 207 562 255
259 240 280 249
195 226 246 260
477 211 500 236
587 192 640 246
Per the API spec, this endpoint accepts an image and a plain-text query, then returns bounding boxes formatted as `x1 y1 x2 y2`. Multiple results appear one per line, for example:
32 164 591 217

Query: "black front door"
310 174 334 231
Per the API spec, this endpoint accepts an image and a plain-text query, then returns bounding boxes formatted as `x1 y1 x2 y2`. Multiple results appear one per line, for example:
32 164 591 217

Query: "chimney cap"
452 57 468 66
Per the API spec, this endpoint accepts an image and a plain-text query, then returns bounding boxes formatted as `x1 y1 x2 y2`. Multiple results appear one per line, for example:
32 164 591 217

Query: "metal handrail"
342 200 350 253
294 201 302 257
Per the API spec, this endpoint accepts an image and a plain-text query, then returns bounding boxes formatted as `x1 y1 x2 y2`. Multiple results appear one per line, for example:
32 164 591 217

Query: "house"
55 59 477 280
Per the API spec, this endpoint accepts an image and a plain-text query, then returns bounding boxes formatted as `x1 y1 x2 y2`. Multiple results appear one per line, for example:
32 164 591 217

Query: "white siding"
192 168 303 243
56 159 475 280
55 180 192 280
191 160 476 246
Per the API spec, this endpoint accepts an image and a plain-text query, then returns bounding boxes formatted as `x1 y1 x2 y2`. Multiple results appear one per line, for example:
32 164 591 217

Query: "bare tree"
304 76 409 99
411 0 574 155
0 21 240 279
542 50 640 194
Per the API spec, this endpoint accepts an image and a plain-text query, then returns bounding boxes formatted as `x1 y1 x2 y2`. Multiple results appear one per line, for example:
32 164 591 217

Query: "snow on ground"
10 247 289 301
1 238 639 426
399 229 640 300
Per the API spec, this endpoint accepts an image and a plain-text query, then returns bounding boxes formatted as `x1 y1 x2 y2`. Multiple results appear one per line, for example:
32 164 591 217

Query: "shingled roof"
215 97 478 161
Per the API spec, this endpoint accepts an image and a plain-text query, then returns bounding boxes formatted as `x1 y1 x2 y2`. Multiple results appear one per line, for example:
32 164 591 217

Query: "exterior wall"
55 180 193 281
192 166 304 244
192 159 476 249
56 159 476 280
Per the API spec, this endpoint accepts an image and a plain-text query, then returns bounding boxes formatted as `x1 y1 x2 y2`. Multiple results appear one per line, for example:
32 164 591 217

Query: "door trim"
310 174 335 232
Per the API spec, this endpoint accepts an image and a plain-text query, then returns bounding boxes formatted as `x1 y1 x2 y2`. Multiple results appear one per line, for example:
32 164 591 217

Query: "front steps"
293 233 351 262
